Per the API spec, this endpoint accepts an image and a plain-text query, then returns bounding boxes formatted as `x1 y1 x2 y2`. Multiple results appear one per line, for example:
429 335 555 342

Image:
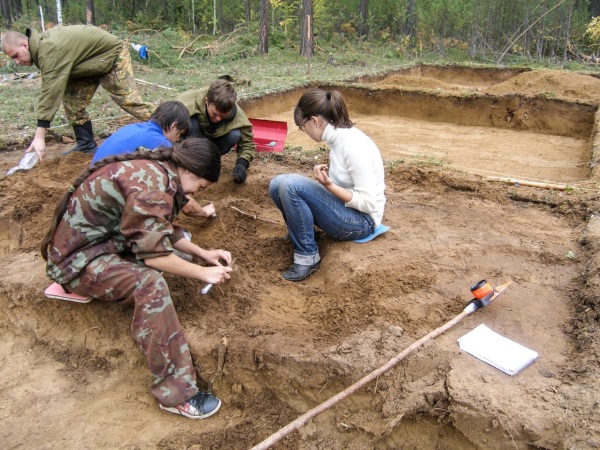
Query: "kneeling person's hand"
233 159 249 184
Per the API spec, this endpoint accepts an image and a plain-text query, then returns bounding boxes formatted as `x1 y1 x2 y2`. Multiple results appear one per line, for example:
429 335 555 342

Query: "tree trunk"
537 0 547 60
86 0 95 25
590 0 600 17
300 0 314 57
258 0 268 54
469 1 480 60
1 0 12 28
244 0 250 22
129 0 136 22
358 0 368 39
55 0 62 24
191 0 196 34
212 0 216 34
522 2 530 58
404 0 416 47
34 0 45 30
11 0 21 16
563 0 574 61
162 0 168 21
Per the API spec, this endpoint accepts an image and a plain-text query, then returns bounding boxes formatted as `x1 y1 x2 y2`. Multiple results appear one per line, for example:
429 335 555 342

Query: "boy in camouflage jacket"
177 78 256 184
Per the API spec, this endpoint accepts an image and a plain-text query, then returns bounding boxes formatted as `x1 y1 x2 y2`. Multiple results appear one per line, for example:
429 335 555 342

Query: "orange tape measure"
470 280 493 300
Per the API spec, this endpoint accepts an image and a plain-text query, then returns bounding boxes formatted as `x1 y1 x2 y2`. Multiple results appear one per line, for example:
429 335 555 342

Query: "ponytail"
294 89 353 129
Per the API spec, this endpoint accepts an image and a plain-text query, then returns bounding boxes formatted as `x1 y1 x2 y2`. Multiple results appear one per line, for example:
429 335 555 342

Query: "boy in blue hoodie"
92 101 214 218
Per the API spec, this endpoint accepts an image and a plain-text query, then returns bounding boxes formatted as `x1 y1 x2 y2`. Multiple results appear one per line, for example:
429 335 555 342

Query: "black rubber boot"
63 120 98 155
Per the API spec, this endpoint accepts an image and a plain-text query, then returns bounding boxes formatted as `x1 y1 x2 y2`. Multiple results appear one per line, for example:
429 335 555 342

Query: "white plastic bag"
6 152 39 176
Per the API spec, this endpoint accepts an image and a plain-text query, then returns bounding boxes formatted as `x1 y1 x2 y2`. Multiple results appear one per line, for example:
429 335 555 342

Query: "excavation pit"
1 65 599 449
241 66 600 184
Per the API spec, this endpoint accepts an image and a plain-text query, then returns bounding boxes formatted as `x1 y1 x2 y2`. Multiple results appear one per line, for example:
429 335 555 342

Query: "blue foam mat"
354 223 389 243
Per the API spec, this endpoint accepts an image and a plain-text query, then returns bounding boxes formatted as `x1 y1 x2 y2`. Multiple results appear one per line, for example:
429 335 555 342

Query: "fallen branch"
176 34 206 58
147 49 169 67
487 176 569 191
134 78 175 90
174 24 247 58
230 206 282 225
497 0 568 64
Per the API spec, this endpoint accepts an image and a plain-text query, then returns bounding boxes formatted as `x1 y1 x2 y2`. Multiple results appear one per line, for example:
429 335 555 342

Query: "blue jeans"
269 174 375 265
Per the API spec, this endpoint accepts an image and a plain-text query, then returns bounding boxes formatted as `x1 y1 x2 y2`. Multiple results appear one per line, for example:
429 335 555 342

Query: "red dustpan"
249 118 288 152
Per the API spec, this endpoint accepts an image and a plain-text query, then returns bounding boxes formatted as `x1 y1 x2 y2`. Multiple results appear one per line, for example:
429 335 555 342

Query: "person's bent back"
91 101 191 165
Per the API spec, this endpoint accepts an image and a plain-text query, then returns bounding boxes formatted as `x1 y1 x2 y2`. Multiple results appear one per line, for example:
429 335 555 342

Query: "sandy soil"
1 67 600 450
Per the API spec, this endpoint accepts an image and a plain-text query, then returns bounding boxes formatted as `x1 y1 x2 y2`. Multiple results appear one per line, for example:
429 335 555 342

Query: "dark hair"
294 89 353 129
206 79 237 114
172 137 221 182
150 100 191 135
40 137 220 259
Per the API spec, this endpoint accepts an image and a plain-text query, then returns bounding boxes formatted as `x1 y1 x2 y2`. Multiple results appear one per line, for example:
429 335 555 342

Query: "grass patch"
3 26 600 151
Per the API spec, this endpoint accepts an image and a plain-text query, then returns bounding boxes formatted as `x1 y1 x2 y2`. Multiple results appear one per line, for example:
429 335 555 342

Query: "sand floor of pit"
1 67 600 449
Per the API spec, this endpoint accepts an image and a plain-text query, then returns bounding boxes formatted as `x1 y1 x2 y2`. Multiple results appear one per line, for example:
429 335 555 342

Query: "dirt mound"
484 70 600 104
374 74 470 92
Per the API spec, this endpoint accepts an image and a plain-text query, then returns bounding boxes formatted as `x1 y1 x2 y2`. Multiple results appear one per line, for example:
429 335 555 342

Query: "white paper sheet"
458 324 538 376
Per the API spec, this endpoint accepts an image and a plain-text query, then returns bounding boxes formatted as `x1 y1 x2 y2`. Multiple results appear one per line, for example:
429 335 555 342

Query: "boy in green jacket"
1 25 154 160
177 78 256 184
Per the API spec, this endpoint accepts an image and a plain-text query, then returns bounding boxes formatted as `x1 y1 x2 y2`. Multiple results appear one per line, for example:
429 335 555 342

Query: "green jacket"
176 89 256 163
27 25 122 126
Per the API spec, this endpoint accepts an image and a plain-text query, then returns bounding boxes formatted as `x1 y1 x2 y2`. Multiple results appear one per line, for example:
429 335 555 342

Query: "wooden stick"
487 176 570 191
134 78 175 90
216 337 228 376
230 206 282 225
250 282 512 450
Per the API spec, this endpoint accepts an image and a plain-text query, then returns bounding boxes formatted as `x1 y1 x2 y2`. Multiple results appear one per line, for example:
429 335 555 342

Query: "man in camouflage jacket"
1 25 154 159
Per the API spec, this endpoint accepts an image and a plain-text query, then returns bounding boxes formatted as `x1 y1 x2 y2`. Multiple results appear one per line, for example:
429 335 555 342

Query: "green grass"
1 35 415 149
2 26 600 150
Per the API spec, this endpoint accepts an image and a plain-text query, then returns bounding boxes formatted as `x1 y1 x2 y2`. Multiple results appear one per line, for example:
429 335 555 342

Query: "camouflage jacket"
27 25 122 126
46 159 187 285
176 89 256 163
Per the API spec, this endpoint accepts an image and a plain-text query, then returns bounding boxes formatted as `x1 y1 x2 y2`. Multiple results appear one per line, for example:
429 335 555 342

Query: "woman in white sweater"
269 89 386 281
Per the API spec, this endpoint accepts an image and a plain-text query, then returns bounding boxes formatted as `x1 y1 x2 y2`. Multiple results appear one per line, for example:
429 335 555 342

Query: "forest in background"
2 0 600 65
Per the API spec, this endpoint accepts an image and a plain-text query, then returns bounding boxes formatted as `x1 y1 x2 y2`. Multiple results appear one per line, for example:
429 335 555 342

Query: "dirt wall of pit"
241 85 595 143
352 64 529 87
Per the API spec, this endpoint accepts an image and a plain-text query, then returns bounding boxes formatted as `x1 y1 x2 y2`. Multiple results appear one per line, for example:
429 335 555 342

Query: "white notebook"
458 324 538 376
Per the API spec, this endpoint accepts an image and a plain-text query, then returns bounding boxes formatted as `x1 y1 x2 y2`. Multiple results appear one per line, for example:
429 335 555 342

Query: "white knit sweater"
322 123 386 226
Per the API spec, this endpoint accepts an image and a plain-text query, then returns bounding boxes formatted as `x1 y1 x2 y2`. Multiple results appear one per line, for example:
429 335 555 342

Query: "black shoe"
282 261 320 282
159 392 221 419
62 145 97 156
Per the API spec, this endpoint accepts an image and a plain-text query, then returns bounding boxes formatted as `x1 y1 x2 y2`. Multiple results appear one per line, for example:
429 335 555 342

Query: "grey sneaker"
159 392 221 419
282 261 321 282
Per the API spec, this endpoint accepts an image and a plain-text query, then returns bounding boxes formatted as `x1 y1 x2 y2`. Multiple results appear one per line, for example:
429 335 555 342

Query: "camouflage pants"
66 253 198 407
63 43 154 126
